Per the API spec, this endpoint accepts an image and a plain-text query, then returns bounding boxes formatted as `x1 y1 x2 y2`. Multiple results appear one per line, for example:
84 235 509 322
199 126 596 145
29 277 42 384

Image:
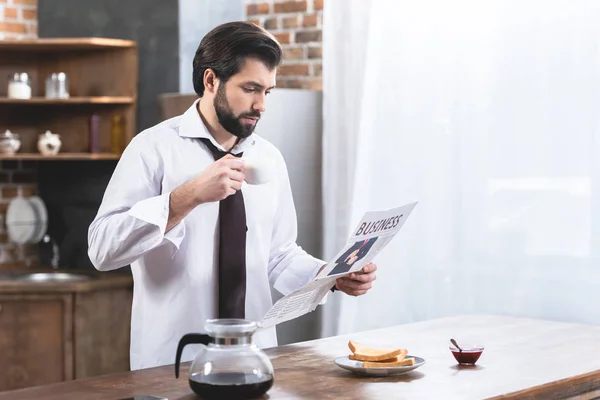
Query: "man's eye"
243 87 255 93
265 91 271 96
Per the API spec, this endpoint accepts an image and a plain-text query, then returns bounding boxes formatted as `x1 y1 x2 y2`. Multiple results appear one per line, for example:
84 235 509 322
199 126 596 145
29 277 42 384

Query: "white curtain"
322 0 600 337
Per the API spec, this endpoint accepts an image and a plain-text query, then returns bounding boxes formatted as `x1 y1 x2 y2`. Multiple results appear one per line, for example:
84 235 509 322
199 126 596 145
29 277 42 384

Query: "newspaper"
258 201 418 328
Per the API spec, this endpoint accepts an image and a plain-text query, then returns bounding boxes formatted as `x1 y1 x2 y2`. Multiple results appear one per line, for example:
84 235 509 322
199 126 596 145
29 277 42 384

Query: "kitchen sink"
0 272 93 282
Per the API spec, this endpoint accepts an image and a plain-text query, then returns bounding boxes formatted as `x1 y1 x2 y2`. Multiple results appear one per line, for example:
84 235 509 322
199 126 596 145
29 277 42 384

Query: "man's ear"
203 68 218 95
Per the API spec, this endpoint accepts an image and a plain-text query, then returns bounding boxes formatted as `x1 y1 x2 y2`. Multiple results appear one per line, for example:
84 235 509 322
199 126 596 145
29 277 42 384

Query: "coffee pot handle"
174 333 211 378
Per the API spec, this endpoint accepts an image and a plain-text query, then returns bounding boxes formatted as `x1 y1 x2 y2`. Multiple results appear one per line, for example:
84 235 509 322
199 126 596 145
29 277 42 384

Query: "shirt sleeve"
267 156 326 295
88 132 186 271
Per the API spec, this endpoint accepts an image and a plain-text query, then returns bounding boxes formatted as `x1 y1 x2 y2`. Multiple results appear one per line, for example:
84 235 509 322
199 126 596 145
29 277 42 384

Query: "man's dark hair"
192 21 282 97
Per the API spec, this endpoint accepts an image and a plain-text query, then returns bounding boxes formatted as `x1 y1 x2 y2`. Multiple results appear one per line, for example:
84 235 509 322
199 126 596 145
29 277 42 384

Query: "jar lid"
204 319 257 338
0 129 19 138
10 72 29 82
49 72 67 80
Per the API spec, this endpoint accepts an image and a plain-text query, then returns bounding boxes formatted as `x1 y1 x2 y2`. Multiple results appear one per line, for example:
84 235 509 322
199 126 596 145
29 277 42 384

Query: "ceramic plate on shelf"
5 195 37 244
334 355 426 377
27 195 48 243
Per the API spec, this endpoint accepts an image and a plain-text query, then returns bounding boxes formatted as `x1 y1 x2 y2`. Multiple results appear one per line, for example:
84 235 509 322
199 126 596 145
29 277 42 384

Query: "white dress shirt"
88 99 325 370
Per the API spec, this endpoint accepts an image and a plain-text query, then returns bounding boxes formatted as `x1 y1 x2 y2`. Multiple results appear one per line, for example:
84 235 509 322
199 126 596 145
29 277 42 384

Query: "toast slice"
362 357 415 368
348 340 405 361
349 349 408 363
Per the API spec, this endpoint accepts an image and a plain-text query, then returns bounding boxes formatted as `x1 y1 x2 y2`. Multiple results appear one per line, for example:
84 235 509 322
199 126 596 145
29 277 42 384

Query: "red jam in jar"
450 344 484 364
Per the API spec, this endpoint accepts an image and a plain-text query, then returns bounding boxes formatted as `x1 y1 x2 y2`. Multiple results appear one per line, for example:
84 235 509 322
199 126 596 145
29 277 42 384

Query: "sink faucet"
41 234 60 269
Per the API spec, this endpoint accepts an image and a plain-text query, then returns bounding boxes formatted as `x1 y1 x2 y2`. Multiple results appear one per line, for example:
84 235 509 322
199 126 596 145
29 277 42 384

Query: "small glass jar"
110 114 125 154
8 72 32 99
89 114 101 153
45 72 69 99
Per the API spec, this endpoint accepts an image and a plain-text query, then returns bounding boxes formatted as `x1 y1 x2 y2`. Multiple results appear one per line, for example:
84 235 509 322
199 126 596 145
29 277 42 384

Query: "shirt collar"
178 98 256 153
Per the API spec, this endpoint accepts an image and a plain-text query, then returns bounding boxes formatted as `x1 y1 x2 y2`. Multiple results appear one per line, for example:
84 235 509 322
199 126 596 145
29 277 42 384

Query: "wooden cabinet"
0 274 132 392
73 288 132 378
0 294 72 390
0 38 138 160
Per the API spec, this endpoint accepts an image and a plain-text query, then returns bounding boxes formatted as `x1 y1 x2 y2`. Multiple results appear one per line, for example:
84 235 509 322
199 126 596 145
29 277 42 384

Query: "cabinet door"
74 288 132 378
0 294 73 391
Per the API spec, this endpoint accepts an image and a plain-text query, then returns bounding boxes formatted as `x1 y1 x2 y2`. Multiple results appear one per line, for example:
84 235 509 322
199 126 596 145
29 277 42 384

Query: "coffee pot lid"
205 319 257 338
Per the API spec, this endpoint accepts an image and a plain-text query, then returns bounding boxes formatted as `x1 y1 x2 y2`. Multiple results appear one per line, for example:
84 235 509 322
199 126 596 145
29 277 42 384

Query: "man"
88 21 377 370
328 237 378 276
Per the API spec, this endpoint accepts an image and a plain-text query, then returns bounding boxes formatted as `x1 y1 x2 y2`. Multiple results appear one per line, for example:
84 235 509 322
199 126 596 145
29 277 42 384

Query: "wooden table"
1 315 600 399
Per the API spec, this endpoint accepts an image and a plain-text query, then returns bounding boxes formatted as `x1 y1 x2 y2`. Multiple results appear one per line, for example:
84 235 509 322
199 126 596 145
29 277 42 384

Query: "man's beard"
214 83 260 139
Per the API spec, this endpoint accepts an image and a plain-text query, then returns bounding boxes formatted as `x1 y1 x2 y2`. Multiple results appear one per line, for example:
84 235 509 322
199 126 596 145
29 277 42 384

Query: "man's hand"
335 262 377 296
192 154 246 203
166 154 245 232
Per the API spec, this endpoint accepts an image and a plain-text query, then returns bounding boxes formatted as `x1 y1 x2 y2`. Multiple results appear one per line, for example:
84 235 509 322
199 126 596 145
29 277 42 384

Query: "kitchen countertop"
1 314 600 399
0 269 133 293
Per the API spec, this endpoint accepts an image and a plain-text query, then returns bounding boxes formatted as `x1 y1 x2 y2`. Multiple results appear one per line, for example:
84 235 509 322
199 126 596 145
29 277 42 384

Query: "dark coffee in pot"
189 372 273 399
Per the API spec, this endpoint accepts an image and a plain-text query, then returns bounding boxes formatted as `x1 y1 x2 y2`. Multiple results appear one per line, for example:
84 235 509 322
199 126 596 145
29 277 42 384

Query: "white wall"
254 88 324 344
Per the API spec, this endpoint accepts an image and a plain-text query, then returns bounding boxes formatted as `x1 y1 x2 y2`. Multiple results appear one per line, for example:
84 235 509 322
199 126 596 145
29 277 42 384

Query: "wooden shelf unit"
0 96 135 105
0 38 138 159
0 153 120 161
0 37 136 51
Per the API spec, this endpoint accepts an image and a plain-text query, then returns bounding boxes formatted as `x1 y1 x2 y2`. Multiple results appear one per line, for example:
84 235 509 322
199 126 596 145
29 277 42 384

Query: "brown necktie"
200 138 247 319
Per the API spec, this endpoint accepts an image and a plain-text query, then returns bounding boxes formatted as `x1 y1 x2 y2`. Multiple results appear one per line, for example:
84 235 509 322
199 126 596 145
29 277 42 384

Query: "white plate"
6 195 37 245
334 355 426 376
27 196 48 243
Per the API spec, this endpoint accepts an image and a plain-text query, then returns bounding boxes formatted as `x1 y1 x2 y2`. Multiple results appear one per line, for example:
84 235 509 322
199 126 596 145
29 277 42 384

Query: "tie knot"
200 138 243 160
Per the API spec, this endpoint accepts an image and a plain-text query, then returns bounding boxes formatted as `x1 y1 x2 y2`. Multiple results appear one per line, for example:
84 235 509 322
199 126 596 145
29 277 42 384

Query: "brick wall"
0 0 38 39
245 0 323 90
0 0 39 269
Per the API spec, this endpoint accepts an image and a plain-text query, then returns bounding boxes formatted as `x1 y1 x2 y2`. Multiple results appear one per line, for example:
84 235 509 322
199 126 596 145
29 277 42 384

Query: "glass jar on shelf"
7 72 32 99
89 114 101 154
110 114 125 154
45 72 69 99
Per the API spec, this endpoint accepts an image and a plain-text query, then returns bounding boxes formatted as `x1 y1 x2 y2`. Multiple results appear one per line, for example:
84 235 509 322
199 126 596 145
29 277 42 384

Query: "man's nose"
253 95 267 113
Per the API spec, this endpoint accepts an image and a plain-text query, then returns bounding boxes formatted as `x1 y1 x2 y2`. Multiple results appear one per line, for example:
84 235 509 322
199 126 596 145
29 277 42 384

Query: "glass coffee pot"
175 319 274 399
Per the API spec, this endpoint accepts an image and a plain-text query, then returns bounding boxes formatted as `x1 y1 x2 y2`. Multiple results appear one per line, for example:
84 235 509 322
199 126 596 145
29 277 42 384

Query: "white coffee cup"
244 157 271 185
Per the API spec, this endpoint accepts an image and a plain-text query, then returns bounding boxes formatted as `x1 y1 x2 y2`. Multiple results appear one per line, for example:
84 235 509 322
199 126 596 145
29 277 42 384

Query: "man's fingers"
335 263 377 296
225 187 236 197
230 179 243 191
336 278 372 292
336 286 369 297
222 157 246 172
361 262 377 273
348 272 376 283
228 170 245 183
